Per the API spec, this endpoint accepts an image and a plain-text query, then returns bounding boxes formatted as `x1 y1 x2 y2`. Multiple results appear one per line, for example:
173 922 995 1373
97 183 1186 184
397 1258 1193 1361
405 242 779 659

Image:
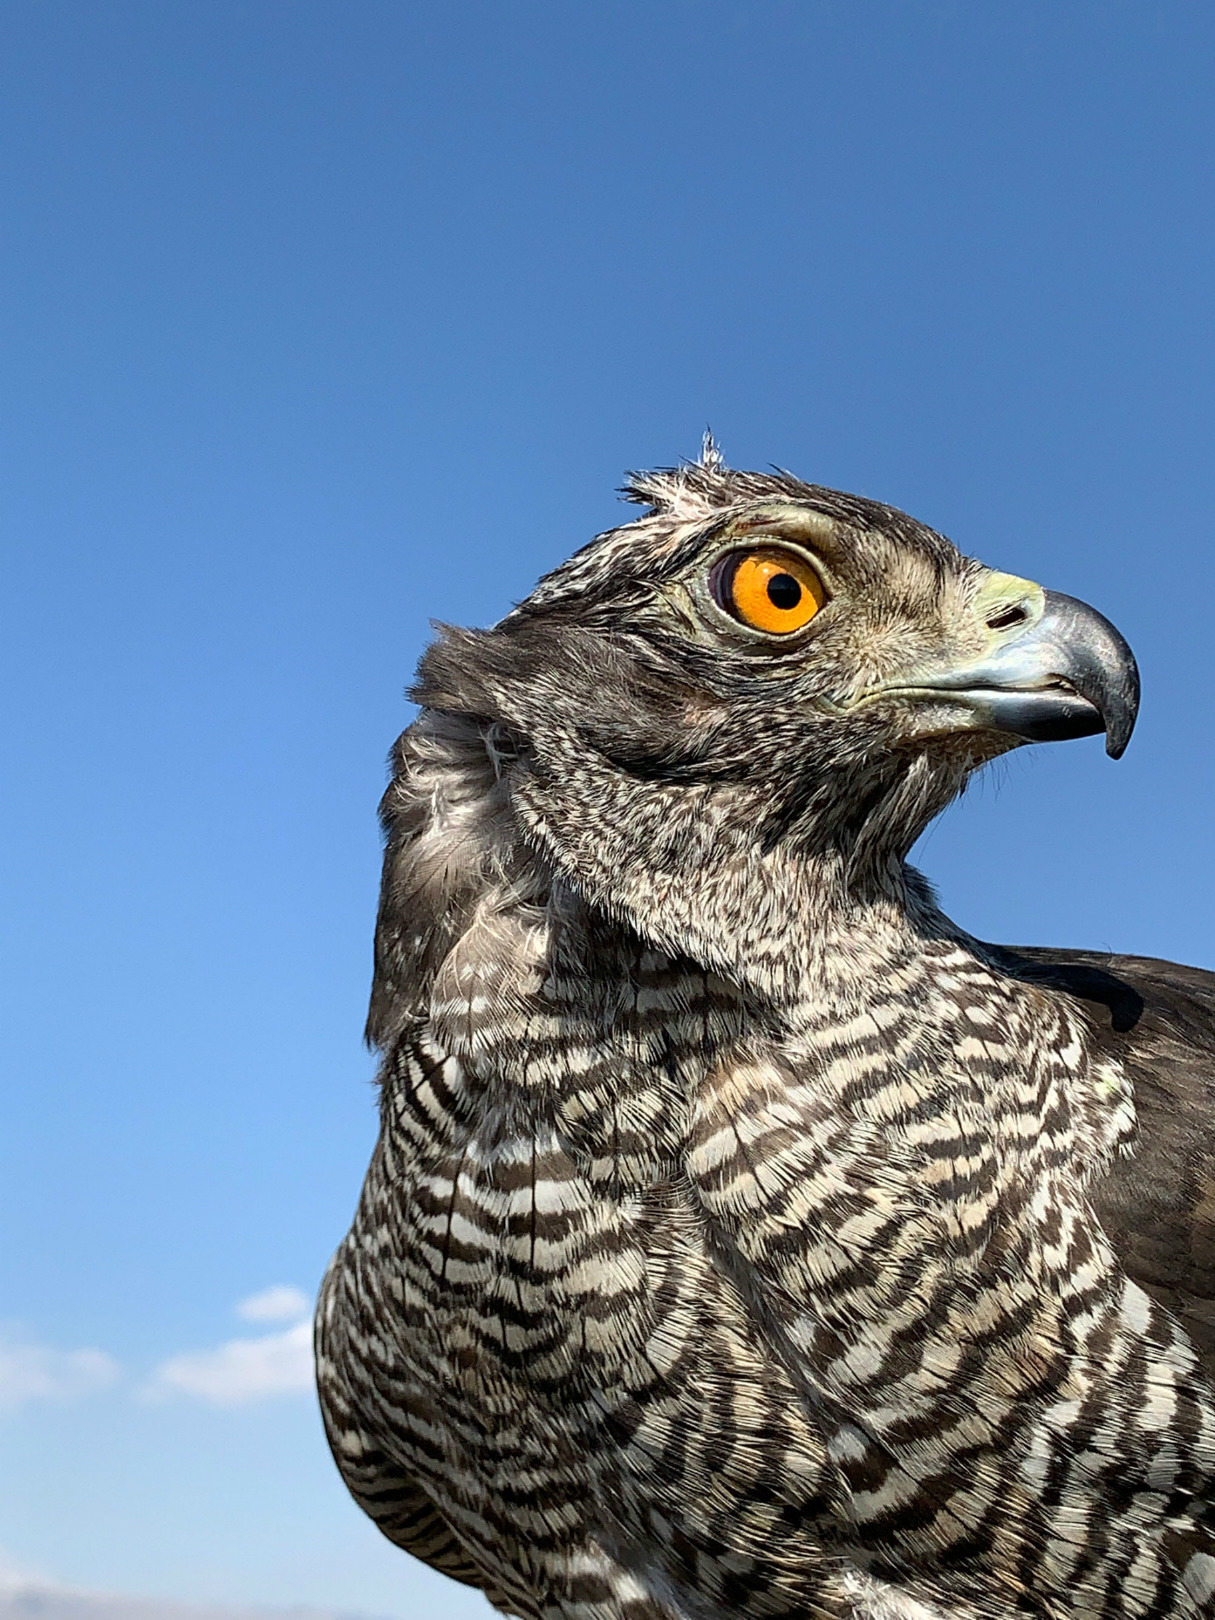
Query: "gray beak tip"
1038 591 1140 762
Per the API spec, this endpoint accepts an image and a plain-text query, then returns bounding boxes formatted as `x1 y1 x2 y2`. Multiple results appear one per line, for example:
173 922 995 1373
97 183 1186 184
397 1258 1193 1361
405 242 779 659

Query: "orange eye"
714 547 827 634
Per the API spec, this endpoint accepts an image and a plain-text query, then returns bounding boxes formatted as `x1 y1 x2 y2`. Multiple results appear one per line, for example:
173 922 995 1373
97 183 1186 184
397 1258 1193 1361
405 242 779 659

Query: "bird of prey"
316 447 1215 1620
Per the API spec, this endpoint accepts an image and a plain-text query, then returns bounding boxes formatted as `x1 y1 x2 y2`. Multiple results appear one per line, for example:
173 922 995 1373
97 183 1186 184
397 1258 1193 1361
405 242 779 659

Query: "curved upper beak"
886 588 1140 759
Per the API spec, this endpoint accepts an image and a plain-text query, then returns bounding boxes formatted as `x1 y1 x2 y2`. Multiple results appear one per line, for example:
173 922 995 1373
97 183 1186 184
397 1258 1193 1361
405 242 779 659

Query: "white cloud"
0 1336 119 1412
0 1546 53 1591
147 1320 313 1407
236 1284 311 1323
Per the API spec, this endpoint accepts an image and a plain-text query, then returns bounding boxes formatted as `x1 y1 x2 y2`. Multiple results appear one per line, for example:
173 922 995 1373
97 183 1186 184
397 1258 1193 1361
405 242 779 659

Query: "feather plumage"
317 464 1215 1620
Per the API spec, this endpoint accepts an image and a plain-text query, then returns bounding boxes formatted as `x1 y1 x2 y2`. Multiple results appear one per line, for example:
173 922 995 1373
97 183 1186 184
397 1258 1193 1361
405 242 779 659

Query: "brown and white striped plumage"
316 459 1215 1619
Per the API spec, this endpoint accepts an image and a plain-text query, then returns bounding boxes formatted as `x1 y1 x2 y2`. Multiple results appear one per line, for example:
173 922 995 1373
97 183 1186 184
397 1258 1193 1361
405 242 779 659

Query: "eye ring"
711 546 828 635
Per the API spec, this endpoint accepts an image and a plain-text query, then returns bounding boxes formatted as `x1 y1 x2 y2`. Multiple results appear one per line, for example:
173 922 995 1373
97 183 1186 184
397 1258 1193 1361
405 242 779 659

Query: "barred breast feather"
317 709 1215 1620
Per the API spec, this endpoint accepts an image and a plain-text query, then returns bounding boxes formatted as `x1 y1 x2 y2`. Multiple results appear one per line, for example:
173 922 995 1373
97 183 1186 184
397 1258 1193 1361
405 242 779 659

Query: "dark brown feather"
992 945 1215 1369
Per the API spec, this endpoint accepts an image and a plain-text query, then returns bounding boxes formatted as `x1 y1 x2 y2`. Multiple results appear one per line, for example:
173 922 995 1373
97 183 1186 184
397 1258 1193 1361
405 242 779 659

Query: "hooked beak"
884 588 1140 759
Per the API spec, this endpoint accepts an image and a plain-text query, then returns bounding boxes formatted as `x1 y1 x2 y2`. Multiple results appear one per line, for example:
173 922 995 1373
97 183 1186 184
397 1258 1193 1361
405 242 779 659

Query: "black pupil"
766 572 802 611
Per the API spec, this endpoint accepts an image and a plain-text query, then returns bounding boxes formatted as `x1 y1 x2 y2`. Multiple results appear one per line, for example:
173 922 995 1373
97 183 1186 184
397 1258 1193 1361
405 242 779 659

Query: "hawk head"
409 456 1137 990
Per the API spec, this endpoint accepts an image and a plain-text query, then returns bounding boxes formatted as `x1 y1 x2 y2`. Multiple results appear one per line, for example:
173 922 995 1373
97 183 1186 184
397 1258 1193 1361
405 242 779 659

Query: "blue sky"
2 3 1214 1615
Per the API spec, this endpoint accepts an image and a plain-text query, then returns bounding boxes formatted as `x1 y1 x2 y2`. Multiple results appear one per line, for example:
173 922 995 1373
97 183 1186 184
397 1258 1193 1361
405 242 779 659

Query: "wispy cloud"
236 1284 310 1324
0 1336 119 1412
147 1320 313 1407
3 1286 316 1414
0 1546 53 1591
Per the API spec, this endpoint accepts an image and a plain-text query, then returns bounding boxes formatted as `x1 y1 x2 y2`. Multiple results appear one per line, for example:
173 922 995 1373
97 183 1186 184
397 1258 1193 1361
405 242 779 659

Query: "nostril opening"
986 603 1030 632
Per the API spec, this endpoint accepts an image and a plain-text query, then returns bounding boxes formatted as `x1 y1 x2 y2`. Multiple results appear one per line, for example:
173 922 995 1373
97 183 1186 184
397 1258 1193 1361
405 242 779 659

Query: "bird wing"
988 943 1215 1376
